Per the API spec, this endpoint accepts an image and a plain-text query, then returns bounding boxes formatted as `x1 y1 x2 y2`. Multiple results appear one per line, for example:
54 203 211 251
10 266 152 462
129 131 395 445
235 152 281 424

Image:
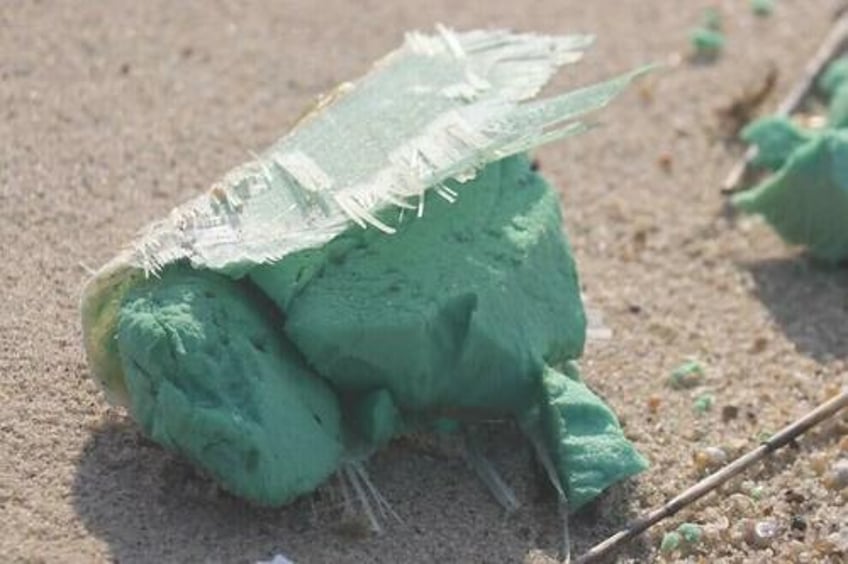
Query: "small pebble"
721 404 739 422
657 152 673 172
743 519 779 549
669 360 704 389
789 515 807 533
646 395 662 415
727 493 756 516
809 452 829 475
816 528 848 555
823 458 848 490
750 337 768 354
783 489 804 504
660 531 682 553
694 446 727 472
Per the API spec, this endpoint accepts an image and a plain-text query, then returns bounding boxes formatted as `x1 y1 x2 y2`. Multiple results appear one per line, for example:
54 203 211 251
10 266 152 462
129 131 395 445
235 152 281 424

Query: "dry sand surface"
2 1 848 562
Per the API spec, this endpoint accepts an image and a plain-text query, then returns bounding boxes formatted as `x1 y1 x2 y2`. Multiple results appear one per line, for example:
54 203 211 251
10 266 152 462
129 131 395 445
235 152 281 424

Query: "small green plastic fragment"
660 531 682 553
741 116 813 171
818 57 848 97
827 84 848 129
703 7 723 31
350 388 402 447
540 365 648 510
677 522 704 544
690 8 724 59
691 28 725 58
750 0 775 16
694 394 714 413
750 485 765 500
668 361 704 389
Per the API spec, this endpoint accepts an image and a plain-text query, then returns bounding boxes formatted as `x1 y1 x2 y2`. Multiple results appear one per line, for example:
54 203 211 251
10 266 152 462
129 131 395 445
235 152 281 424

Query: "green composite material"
690 28 725 59
116 155 646 510
750 0 775 17
733 57 848 261
734 129 848 262
84 28 654 516
740 116 812 172
117 268 344 505
538 365 647 509
819 58 848 128
252 155 585 413
818 57 848 98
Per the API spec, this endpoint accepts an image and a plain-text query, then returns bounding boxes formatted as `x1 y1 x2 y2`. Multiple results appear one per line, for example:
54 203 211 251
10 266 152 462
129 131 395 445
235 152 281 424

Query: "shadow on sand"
72 418 646 563
745 256 848 361
71 419 297 563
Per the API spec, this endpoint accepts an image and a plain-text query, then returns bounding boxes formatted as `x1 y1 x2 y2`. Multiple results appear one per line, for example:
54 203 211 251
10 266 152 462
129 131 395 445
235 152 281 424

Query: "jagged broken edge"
126 26 646 276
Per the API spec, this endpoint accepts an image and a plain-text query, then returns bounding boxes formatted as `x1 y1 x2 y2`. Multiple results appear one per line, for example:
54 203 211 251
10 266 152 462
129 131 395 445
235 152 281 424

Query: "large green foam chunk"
252 155 587 414
539 365 648 510
116 267 344 505
734 130 848 262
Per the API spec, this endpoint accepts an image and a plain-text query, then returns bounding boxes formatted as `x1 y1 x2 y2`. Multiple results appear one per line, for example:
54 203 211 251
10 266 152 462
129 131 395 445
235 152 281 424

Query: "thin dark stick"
721 14 848 193
575 389 848 563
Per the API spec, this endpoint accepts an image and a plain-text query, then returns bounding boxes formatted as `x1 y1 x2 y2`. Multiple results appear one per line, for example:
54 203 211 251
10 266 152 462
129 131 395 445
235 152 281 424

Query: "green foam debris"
668 360 704 389
660 531 682 553
818 57 848 97
750 0 775 16
253 156 585 414
702 7 723 31
117 267 344 505
690 8 725 59
734 129 848 262
740 116 812 172
538 365 647 509
676 522 704 544
734 57 848 262
819 58 848 128
81 27 649 512
694 394 714 413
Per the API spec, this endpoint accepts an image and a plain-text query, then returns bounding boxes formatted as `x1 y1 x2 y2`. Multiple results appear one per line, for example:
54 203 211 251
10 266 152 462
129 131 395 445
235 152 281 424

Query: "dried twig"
575 389 848 563
721 14 848 193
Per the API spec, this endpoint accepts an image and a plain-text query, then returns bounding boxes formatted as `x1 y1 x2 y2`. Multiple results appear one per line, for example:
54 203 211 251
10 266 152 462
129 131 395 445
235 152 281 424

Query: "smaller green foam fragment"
750 0 775 16
117 266 344 506
827 84 848 129
817 57 848 129
818 57 848 97
741 116 813 171
734 130 848 262
690 28 724 59
349 388 403 447
539 365 648 510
